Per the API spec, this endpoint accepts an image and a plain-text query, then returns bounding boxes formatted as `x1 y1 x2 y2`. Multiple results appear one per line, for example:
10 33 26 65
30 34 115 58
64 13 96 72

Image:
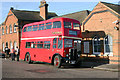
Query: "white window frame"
6 26 8 34
84 42 89 53
10 41 12 51
9 25 12 33
104 35 113 56
92 36 101 55
2 27 4 35
14 41 17 50
13 23 17 33
2 42 5 52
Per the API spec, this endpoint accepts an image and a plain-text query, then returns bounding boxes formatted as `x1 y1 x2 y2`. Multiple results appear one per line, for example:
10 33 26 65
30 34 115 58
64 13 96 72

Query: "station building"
82 1 120 64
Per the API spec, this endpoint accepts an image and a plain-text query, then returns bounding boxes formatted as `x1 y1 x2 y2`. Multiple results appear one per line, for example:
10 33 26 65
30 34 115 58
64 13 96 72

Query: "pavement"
93 64 119 72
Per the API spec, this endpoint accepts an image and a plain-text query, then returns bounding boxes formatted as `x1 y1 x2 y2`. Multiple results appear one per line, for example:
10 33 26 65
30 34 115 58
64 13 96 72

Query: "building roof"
51 10 91 24
82 31 106 38
11 9 58 21
101 1 120 14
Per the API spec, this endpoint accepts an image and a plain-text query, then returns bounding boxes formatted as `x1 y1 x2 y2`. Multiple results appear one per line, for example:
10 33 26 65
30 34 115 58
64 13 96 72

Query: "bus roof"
23 17 80 28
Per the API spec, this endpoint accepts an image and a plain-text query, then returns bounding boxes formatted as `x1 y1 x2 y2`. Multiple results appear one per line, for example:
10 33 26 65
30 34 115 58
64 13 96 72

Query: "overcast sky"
0 0 119 24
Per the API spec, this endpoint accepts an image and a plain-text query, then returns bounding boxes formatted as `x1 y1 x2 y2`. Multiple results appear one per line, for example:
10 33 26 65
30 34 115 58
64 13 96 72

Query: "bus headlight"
66 54 69 57
78 54 80 57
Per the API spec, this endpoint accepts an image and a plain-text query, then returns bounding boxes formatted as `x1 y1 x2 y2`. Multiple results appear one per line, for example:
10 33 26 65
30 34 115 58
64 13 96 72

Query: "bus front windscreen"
64 39 73 48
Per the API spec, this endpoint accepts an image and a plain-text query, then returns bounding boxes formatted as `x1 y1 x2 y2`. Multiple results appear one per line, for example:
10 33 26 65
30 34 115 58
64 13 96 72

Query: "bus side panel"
20 41 26 60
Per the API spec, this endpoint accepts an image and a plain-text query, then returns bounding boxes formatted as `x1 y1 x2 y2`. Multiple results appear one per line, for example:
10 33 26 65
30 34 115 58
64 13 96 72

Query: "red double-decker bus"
20 17 82 68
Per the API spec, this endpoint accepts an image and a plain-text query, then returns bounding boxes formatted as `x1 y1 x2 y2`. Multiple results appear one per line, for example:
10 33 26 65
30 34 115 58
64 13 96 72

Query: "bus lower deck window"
44 41 50 49
37 41 43 48
25 42 31 48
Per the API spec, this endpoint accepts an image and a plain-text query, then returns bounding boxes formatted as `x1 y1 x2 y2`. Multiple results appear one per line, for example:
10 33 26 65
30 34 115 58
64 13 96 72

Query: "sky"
0 0 119 24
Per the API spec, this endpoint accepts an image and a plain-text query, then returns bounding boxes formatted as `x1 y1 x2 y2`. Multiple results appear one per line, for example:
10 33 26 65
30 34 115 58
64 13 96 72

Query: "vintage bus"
20 17 82 68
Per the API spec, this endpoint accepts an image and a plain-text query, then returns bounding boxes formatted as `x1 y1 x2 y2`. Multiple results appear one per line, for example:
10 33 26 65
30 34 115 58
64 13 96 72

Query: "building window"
13 23 17 32
6 42 8 47
104 35 113 56
14 41 17 50
93 36 101 54
2 27 4 35
10 41 12 51
6 26 8 34
2 42 5 52
9 25 12 33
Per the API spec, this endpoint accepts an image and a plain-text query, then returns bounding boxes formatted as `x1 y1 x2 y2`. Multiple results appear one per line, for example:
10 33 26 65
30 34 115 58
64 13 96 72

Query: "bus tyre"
54 55 62 68
25 53 32 64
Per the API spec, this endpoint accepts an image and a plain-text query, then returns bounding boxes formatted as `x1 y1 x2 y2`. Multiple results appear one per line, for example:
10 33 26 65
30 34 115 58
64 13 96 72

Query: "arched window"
14 41 17 50
13 23 17 32
6 42 8 47
6 26 8 34
104 35 113 56
9 25 12 33
10 41 12 51
2 42 5 52
93 36 101 54
2 27 4 35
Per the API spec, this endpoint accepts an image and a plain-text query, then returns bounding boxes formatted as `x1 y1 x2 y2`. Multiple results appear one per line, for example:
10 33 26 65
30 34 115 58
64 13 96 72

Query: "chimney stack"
39 0 48 20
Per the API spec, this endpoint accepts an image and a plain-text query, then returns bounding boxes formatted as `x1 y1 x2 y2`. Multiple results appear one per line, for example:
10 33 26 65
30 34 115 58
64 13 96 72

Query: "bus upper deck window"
53 21 61 28
39 24 44 30
64 22 71 29
73 23 80 30
23 27 27 32
27 26 32 32
46 22 52 29
33 25 38 31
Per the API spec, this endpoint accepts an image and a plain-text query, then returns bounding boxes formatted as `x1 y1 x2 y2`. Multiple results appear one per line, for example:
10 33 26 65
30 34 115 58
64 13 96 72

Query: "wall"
83 2 119 64
2 10 19 51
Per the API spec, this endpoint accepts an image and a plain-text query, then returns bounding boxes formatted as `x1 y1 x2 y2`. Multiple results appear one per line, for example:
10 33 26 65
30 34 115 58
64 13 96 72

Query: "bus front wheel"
25 53 32 64
54 55 62 68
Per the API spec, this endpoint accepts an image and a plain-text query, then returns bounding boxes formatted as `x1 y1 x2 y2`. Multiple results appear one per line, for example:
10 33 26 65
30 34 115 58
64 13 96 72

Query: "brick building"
0 24 2 52
82 1 120 64
1 0 57 52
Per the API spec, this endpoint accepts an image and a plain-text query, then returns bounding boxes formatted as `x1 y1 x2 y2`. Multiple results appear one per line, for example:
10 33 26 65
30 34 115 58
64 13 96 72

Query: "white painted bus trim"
21 36 81 40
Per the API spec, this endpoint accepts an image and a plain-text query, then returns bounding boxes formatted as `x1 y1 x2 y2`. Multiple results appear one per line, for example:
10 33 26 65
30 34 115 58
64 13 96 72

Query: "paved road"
2 58 118 78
